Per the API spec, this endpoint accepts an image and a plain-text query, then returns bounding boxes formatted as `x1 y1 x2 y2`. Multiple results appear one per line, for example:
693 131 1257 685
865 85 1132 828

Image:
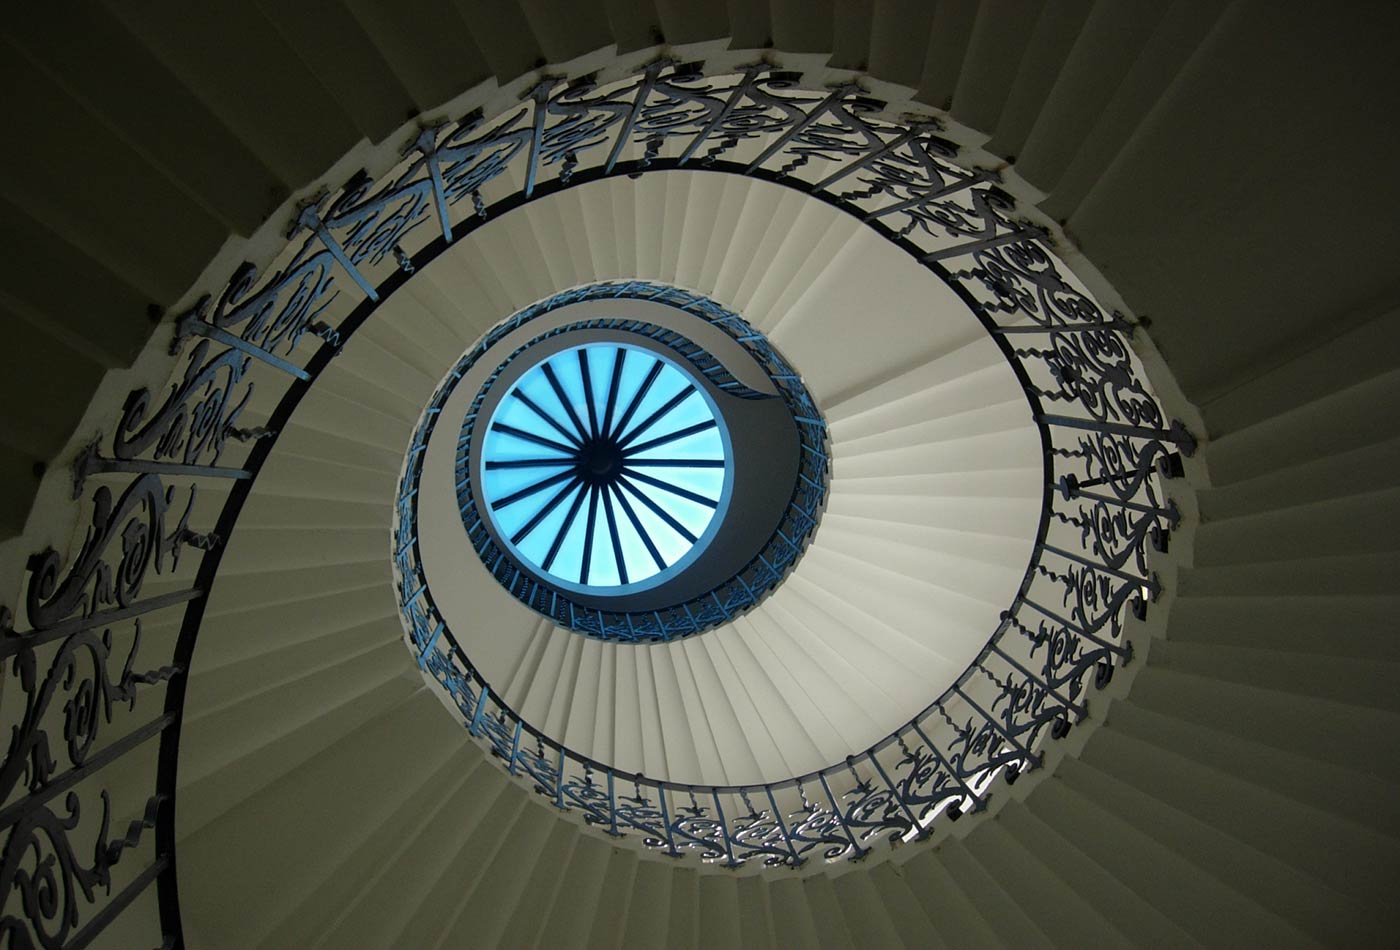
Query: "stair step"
864 863 945 949
7 4 284 235
867 0 937 88
1060 753 1385 946
178 689 458 947
178 651 419 834
983 0 1094 161
604 0 663 52
912 0 977 111
1199 436 1400 522
935 837 1054 948
1064 3 1400 405
184 614 400 722
617 851 675 950
0 313 105 461
740 877 777 948
110 1 363 186
251 1 416 143
1201 302 1400 438
1206 370 1400 487
801 873 855 950
341 0 490 113
1148 637 1400 713
765 877 822 950
1041 0 1224 221
962 817 1130 947
1110 694 1400 840
726 0 771 48
516 0 614 65
217 524 390 576
949 0 1042 135
258 732 470 949
250 451 399 504
832 866 909 948
1178 551 1400 599
1016 0 1168 192
0 35 226 304
1028 773 1312 947
665 866 700 950
197 567 393 667
898 849 1002 948
496 817 586 947
768 0 831 51
1124 664 1400 783
588 845 641 947
228 493 391 531
698 874 743 947
310 755 491 949
436 797 568 949
654 0 732 45
455 0 545 84
1164 593 1400 661
391 771 529 948
536 834 616 950
828 0 873 71
996 800 1195 948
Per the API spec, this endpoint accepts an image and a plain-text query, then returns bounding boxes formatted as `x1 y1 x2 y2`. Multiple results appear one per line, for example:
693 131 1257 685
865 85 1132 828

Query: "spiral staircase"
2 2 1399 948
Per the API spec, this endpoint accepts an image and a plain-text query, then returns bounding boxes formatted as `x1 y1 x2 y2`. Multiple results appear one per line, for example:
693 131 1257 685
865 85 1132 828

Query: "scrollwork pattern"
21 475 212 634
378 63 1190 875
112 341 253 467
0 791 162 950
0 60 1197 947
0 624 176 805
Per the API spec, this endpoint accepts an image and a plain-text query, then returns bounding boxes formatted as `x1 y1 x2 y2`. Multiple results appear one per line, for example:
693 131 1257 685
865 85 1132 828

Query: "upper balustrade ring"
0 57 1197 950
404 284 829 643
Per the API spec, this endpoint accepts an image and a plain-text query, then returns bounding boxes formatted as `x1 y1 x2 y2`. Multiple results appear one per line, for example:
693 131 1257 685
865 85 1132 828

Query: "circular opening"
479 341 734 595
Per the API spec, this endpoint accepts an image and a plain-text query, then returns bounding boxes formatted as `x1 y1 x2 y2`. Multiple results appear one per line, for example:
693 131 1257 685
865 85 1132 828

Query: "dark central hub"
578 439 623 484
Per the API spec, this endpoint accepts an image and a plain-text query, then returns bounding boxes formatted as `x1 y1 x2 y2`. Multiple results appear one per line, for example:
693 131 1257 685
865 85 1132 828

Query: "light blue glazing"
480 343 732 593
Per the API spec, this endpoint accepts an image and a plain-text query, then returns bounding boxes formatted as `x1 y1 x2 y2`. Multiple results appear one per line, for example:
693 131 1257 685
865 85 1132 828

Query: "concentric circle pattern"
418 281 830 644
479 342 732 593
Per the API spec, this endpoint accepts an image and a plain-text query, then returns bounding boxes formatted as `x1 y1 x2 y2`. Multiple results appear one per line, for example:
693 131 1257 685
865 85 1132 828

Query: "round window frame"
475 338 738 598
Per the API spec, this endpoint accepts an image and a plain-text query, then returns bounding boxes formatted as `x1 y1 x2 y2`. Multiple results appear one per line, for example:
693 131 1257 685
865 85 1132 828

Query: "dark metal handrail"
0 60 1191 947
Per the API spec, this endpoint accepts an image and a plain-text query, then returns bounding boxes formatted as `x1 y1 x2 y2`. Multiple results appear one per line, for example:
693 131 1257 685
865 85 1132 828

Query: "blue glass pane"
626 494 691 565
606 351 647 430
584 346 614 432
627 464 724 500
551 498 591 584
491 396 546 434
548 354 590 438
629 427 724 460
619 382 692 443
481 459 569 499
514 482 581 565
629 480 714 535
589 493 622 586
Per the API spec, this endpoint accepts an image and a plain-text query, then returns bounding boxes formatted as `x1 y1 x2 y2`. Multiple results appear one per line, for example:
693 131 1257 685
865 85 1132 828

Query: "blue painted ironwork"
406 281 828 637
427 290 825 641
0 59 1194 946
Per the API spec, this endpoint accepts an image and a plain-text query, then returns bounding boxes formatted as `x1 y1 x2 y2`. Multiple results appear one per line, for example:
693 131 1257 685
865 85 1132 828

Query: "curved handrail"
0 59 1192 945
429 285 829 641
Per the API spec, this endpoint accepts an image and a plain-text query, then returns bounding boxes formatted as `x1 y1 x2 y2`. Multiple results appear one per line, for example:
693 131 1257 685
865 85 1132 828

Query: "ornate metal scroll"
383 61 1189 872
0 57 1195 947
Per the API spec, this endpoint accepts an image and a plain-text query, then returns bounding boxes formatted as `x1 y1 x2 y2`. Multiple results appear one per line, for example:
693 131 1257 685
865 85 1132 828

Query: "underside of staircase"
2 2 1399 948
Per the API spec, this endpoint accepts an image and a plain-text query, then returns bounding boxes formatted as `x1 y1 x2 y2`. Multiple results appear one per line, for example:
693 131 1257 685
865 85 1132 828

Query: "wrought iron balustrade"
0 59 1191 946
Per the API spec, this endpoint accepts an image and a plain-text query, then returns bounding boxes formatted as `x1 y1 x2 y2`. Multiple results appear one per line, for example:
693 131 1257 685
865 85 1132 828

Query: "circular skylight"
479 342 732 593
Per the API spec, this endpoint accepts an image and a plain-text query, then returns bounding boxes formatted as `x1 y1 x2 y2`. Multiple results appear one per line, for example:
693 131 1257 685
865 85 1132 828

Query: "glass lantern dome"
479 342 733 594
